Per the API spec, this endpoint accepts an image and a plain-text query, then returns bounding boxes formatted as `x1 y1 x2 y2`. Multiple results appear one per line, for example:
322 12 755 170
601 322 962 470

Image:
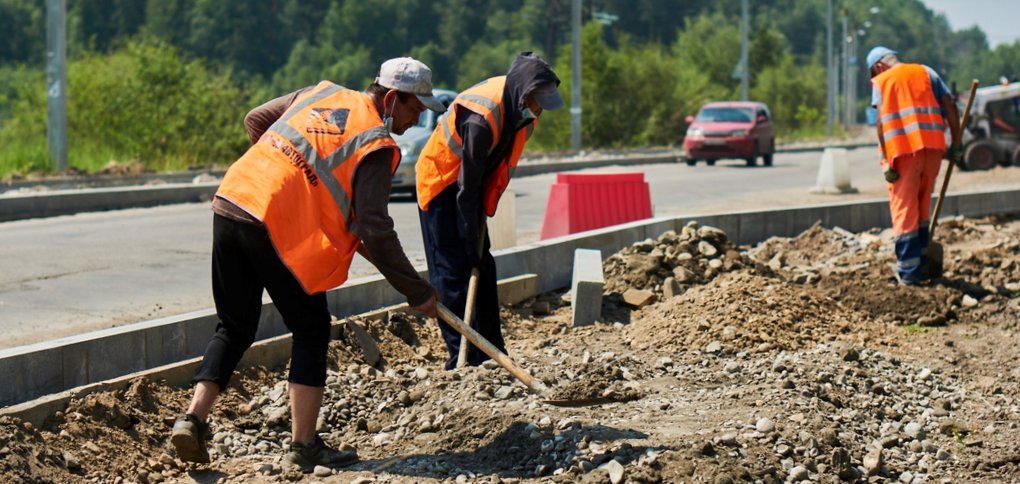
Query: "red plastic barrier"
540 172 652 240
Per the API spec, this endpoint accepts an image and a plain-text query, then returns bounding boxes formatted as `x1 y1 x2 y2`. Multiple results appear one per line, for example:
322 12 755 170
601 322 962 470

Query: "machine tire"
745 146 758 167
1011 144 1020 167
962 140 1000 171
762 138 775 166
706 159 717 166
685 158 697 166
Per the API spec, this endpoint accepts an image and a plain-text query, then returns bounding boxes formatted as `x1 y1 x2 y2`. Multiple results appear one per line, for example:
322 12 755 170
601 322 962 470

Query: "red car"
682 101 775 167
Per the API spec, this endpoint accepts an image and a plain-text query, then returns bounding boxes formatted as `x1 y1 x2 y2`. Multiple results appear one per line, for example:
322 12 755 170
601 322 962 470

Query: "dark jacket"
455 52 560 256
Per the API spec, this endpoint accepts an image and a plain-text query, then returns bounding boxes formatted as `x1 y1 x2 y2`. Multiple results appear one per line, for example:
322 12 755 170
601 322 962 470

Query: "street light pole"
826 0 834 137
570 0 582 152
843 9 851 129
46 0 67 171
739 0 749 101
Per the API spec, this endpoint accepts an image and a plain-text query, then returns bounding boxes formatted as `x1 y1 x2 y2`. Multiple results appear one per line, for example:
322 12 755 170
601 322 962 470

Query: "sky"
921 0 1020 47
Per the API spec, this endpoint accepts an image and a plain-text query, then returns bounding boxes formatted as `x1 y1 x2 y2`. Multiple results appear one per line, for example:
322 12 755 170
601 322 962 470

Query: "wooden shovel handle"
456 223 488 368
438 303 549 395
455 268 481 368
930 79 979 234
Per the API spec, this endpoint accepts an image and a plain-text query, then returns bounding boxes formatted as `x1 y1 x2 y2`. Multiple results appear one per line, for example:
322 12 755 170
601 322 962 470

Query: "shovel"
456 224 487 368
436 303 617 407
928 79 979 278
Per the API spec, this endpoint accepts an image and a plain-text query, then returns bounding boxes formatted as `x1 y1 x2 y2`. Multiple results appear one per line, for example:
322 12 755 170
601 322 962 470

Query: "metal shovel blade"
927 241 944 279
542 396 619 407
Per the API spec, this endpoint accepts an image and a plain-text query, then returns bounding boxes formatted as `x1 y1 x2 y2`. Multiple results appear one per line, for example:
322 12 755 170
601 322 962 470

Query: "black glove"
945 144 963 163
884 168 900 183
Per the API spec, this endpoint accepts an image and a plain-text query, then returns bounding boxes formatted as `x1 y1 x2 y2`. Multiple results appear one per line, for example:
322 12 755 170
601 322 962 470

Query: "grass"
0 141 205 180
903 323 932 335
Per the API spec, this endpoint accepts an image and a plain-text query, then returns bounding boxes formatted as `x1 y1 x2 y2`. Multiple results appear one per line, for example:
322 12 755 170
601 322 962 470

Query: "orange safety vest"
874 63 946 162
216 81 398 294
416 76 533 216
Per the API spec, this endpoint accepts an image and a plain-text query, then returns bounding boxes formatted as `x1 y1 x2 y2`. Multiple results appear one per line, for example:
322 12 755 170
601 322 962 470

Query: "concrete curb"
0 183 218 222
0 142 875 222
2 188 1016 420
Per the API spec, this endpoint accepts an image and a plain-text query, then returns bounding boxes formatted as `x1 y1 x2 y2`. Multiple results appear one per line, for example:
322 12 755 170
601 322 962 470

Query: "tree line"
1 0 1017 175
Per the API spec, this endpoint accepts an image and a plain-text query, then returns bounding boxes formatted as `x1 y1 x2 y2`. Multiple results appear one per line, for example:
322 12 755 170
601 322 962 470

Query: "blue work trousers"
418 186 506 369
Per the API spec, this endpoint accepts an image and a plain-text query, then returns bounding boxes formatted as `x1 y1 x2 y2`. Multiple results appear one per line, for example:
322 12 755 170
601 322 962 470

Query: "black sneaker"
170 413 211 464
285 436 358 473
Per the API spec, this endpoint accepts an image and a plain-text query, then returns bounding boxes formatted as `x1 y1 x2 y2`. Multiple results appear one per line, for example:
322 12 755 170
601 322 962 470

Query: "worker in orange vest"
868 46 962 285
416 52 563 369
170 57 445 472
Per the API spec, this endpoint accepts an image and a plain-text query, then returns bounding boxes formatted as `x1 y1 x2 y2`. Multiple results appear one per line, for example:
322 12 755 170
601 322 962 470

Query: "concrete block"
0 350 53 407
488 189 518 250
497 273 538 305
143 320 188 369
254 303 286 341
181 310 219 359
88 330 146 382
622 288 656 308
60 341 90 390
571 249 604 327
739 210 770 245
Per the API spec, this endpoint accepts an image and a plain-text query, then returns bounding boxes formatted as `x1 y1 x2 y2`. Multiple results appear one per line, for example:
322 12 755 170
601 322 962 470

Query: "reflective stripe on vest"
217 81 398 294
416 76 531 215
874 64 946 160
266 121 391 232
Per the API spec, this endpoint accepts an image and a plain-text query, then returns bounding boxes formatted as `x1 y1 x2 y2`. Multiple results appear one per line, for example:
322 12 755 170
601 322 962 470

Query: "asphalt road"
3 148 1018 349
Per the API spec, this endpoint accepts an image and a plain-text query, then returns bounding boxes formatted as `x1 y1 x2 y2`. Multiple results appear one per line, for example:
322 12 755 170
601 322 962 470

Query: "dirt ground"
2 214 1019 484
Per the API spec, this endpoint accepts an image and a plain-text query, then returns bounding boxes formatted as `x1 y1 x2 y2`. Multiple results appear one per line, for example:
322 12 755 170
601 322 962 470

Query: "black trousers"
418 186 506 370
192 214 331 390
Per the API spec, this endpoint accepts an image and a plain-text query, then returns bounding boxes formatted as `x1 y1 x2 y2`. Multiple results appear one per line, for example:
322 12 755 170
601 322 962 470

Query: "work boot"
285 435 358 473
170 413 211 464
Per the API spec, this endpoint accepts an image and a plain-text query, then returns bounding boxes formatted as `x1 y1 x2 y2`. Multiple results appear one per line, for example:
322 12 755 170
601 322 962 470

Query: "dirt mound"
2 215 1019 483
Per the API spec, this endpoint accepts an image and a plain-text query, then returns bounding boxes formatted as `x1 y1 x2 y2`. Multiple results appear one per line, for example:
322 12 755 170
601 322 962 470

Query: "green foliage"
675 13 742 92
0 0 44 63
3 0 1020 175
952 41 1020 88
532 15 816 151
0 38 249 175
751 54 828 138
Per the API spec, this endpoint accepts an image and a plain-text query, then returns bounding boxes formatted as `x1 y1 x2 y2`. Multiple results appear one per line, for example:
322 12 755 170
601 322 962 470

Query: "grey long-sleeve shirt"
214 87 432 305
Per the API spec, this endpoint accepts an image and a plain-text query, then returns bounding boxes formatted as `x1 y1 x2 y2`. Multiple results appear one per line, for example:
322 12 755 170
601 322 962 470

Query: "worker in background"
415 52 563 369
170 57 444 472
868 46 962 285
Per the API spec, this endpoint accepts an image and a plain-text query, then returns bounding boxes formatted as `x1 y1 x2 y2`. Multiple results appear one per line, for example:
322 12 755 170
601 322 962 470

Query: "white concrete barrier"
570 249 604 327
488 189 518 250
811 148 858 194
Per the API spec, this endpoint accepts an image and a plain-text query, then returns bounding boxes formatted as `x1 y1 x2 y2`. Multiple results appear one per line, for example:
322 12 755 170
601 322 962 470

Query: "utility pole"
842 9 850 129
739 0 749 101
826 0 834 137
570 0 582 152
46 0 68 171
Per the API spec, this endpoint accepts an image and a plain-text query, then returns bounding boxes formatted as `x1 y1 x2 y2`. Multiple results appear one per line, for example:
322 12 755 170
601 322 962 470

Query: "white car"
391 89 457 195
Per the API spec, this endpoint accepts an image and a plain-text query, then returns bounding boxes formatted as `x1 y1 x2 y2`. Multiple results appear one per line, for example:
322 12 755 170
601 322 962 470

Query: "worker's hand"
412 289 439 318
884 167 900 183
945 144 963 163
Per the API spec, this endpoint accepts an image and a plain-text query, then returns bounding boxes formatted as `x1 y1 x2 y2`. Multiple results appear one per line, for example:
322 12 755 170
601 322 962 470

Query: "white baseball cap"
376 57 446 113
